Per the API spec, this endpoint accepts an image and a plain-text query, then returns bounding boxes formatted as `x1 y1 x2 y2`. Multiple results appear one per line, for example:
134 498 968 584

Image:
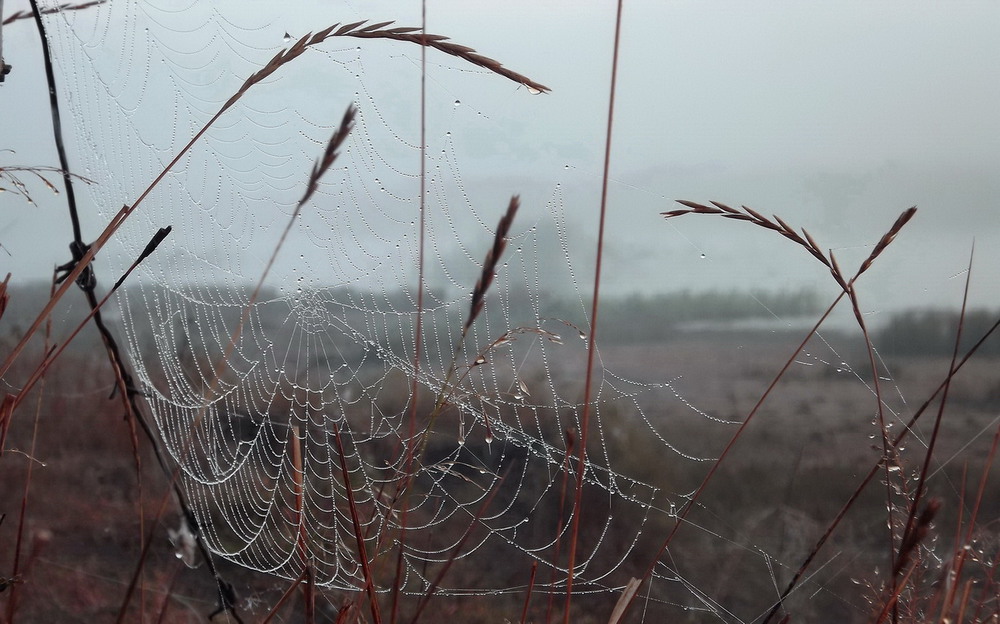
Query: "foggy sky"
2 1 998 318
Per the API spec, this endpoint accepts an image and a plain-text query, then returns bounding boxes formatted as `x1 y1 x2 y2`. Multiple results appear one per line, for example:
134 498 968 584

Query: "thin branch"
564 3 623 620
2 1 104 25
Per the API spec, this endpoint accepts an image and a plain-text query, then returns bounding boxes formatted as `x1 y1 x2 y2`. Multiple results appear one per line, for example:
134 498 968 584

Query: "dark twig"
27 0 82 243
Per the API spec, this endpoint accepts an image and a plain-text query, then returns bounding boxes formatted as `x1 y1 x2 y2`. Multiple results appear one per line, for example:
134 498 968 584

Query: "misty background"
2 1 999 326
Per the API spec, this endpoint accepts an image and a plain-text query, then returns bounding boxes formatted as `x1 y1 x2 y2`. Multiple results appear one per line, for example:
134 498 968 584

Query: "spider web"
29 1 931 621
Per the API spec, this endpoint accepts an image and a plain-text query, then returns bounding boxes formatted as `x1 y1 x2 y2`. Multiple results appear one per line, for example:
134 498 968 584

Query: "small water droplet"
525 84 542 95
453 100 461 107
485 432 494 444
699 253 706 259
283 32 292 43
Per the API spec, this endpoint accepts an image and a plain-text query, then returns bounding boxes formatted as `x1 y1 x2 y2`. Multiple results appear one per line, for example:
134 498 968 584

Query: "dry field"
2 323 997 623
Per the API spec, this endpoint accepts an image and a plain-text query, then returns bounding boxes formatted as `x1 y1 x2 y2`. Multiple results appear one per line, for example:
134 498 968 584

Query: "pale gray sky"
2 1 998 316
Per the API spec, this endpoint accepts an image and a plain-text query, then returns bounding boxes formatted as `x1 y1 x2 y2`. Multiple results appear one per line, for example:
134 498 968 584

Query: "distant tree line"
875 308 1000 357
540 287 822 345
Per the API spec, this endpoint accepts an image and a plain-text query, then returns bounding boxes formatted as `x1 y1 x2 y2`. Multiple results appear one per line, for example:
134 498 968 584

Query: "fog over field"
2 1 999 317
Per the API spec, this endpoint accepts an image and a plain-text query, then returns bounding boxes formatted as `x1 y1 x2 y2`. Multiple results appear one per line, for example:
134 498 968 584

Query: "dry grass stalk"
289 425 307 564
0 165 93 205
857 206 917 277
892 498 940 578
332 421 382 624
607 577 641 624
665 200 848 290
3 225 172 420
227 21 547 118
777 312 1000 622
3 280 53 623
890 244 975 611
932 419 1000 620
407 195 521 458
204 104 354 399
0 16 541 379
0 394 15 454
646 201 924 624
299 106 357 208
259 565 312 624
466 195 520 331
335 21 550 93
664 204 918 557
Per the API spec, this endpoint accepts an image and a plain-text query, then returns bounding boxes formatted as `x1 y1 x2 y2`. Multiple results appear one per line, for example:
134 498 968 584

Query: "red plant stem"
259 566 311 624
899 246 974 557
891 246 975 613
153 563 181 624
546 432 574 624
408 474 504 624
873 560 919 624
563 2 623 621
844 287 897 581
332 422 383 624
115 478 181 624
942 416 1000 616
391 6 429 622
5 226 168 417
290 426 308 564
520 560 539 624
4 285 52 624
